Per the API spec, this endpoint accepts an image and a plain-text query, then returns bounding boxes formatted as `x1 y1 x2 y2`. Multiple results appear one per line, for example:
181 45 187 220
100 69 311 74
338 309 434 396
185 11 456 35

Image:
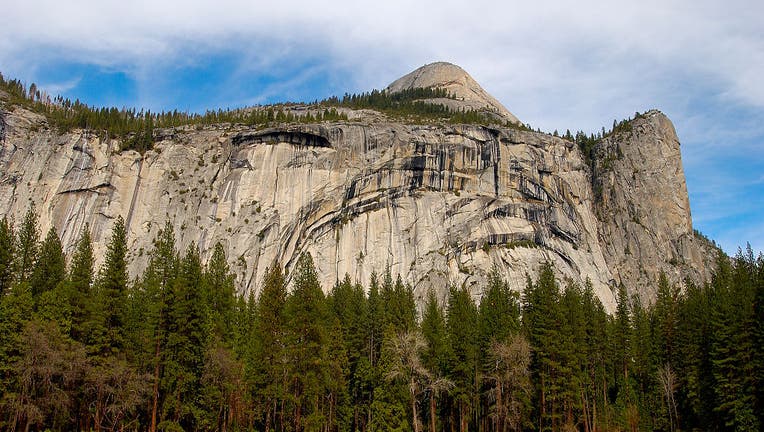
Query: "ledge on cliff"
232 128 332 148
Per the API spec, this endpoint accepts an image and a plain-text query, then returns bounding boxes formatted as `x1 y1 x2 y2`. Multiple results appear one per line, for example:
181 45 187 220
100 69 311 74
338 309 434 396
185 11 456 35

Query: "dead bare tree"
386 330 452 432
5 321 87 432
486 334 532 432
426 374 453 432
658 363 678 432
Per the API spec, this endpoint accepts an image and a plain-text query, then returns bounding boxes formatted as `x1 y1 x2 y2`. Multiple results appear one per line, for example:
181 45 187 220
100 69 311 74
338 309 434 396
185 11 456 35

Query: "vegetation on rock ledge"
1 71 548 156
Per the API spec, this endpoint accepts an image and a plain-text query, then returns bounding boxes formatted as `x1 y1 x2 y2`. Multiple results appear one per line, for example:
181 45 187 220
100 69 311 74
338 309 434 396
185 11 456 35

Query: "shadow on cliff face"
233 129 332 148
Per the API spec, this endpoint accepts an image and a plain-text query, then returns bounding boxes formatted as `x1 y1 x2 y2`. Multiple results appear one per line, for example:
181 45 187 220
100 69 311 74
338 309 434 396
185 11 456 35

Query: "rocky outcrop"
591 111 715 301
0 65 713 312
387 62 521 125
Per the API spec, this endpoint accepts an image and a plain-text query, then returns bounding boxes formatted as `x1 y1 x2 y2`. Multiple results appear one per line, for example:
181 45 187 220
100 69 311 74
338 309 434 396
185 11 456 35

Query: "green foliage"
446 285 480 431
94 215 130 355
522 263 566 431
0 73 351 153
0 283 35 414
29 227 66 301
707 249 760 431
162 244 208 430
370 328 414 432
0 206 760 432
205 242 236 344
324 87 493 124
283 253 335 431
381 270 418 333
14 205 40 284
0 217 15 296
1 72 513 155
568 112 645 172
478 267 520 355
614 283 632 386
329 274 374 430
421 289 449 376
248 262 287 431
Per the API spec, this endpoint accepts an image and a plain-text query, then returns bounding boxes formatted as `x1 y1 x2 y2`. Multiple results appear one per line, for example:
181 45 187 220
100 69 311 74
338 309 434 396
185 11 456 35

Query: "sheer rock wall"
0 105 712 311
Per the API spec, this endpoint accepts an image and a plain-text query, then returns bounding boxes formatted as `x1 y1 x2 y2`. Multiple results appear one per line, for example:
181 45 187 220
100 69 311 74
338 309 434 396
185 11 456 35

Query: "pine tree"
0 217 15 296
421 289 450 432
630 292 656 430
205 242 235 344
162 244 208 430
66 227 95 343
136 220 178 432
709 249 759 431
329 274 368 363
368 271 385 366
613 283 631 388
523 264 564 432
579 279 609 432
29 227 66 300
558 282 587 428
198 245 245 432
325 315 351 432
674 279 714 429
479 267 520 360
421 289 449 376
15 205 40 284
754 250 764 430
366 271 386 428
446 285 480 432
383 272 417 333
0 280 34 409
652 273 679 367
370 328 414 432
284 253 331 431
95 215 129 354
329 274 371 431
252 262 287 432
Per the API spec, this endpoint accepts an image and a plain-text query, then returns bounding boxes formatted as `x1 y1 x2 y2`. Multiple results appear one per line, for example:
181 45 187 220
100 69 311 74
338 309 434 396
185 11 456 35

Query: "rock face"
0 65 713 312
387 62 521 125
591 114 715 301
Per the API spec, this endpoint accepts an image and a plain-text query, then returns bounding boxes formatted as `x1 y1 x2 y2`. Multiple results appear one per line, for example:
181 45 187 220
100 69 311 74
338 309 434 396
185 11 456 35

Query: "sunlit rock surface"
0 65 714 312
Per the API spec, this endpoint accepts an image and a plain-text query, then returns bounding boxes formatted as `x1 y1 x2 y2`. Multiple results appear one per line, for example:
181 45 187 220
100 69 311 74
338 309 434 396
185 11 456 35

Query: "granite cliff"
0 62 714 311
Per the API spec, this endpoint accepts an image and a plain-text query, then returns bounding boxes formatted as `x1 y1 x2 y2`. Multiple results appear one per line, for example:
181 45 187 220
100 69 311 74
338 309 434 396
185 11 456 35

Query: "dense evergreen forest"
0 207 762 432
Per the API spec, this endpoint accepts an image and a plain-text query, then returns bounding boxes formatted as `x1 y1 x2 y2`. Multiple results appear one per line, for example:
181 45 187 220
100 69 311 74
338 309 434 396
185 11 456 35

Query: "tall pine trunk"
430 394 437 432
149 319 163 432
411 383 419 432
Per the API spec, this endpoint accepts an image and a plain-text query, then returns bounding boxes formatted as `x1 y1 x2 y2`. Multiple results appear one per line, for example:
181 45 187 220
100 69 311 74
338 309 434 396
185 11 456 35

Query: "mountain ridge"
0 64 716 311
386 62 521 125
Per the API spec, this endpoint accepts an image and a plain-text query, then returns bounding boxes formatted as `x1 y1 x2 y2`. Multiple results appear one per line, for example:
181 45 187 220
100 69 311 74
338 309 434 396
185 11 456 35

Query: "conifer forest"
0 206 761 432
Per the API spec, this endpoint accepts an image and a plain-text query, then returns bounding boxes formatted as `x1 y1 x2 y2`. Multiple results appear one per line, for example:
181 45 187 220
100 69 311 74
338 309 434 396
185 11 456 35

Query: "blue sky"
1 0 762 255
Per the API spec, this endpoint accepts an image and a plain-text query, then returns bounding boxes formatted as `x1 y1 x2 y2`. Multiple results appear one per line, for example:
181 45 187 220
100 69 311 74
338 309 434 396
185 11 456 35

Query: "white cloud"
38 76 81 96
4 1 762 115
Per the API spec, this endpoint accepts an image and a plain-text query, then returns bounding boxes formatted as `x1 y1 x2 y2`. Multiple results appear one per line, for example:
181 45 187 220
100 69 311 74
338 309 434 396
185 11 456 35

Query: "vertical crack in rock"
125 157 143 229
492 132 501 197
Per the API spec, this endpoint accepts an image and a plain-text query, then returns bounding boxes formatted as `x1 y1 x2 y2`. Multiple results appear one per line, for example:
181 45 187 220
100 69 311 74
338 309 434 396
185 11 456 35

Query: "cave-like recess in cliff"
232 129 332 148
